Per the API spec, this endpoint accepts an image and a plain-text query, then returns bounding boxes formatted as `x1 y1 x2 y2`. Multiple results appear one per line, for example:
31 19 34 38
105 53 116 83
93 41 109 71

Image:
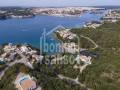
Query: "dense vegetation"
71 21 120 90
31 63 83 90
52 21 120 90
0 64 30 90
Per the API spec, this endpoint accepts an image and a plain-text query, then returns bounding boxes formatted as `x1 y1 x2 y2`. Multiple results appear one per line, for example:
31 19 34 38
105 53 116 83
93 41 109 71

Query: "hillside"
0 21 120 90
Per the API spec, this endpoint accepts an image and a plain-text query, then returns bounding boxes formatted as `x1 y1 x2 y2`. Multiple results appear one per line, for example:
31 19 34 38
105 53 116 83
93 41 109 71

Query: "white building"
20 46 29 53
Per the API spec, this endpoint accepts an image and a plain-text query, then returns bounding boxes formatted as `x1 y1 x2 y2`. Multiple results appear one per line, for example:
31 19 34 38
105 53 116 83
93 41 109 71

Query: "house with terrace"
74 50 97 73
84 21 102 29
56 29 76 40
61 42 79 54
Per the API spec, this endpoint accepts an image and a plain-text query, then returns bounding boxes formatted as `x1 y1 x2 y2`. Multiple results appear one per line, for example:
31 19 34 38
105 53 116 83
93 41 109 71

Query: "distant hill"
93 6 120 9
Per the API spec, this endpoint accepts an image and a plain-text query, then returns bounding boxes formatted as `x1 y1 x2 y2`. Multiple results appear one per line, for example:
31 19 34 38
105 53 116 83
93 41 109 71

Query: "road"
58 74 89 90
58 74 94 90
80 35 98 50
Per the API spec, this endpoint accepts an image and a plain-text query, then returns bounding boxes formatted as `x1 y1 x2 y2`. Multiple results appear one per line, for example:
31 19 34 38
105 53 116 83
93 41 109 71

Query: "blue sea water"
0 11 106 53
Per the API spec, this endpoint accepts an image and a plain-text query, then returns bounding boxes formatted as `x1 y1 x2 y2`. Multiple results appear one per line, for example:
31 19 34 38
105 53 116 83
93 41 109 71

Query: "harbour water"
0 11 106 53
